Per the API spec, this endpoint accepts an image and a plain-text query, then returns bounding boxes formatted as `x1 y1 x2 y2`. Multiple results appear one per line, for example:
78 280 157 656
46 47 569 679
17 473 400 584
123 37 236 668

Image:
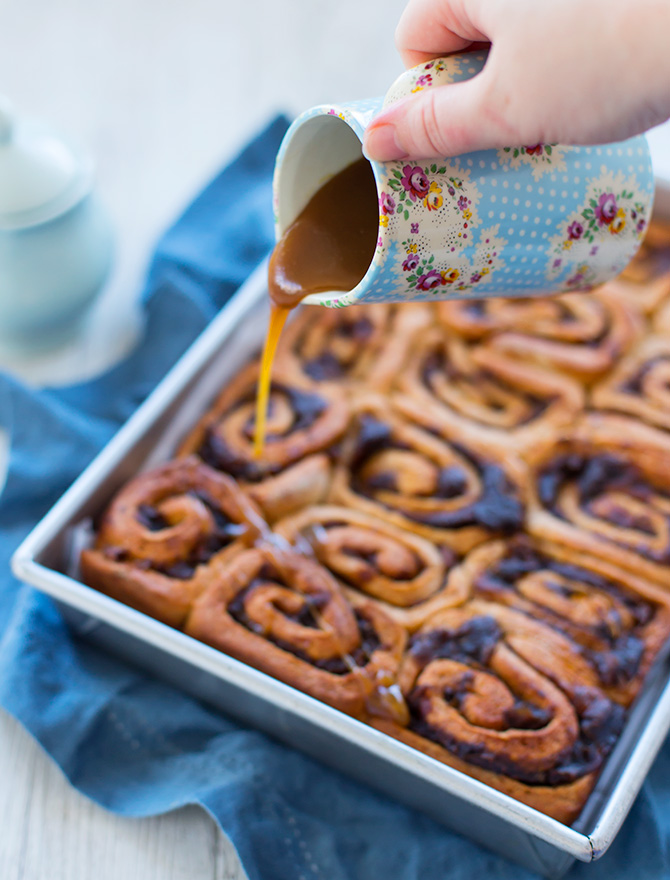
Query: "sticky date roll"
184 544 406 718
592 336 670 433
527 413 670 586
374 601 625 824
397 328 583 453
274 505 467 631
331 394 527 552
80 458 264 627
278 302 430 391
437 289 640 381
178 361 350 521
451 535 670 706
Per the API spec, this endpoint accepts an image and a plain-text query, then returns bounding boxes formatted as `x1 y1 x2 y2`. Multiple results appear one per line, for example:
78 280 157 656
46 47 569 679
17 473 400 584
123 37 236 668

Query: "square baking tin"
12 253 670 879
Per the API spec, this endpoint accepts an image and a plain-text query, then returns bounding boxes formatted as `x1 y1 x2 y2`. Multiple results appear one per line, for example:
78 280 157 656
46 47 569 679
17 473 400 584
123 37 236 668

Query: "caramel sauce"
253 304 290 459
253 158 378 457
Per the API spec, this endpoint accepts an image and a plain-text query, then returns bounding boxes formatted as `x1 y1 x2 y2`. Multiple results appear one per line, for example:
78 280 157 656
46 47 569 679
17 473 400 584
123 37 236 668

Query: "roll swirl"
437 290 640 381
451 535 670 706
375 601 625 823
592 335 670 433
80 457 264 627
397 327 583 453
331 394 527 551
185 544 406 718
275 505 466 631
527 414 670 586
279 302 430 391
178 361 350 520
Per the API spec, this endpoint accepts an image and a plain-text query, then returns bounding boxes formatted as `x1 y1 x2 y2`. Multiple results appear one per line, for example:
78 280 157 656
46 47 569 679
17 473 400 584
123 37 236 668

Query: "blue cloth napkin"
0 115 663 880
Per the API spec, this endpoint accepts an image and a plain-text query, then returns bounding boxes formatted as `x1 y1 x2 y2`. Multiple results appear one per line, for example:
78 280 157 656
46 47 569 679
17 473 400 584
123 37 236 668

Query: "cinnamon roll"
331 394 527 552
451 535 670 706
278 302 430 391
527 414 670 586
437 290 640 381
184 544 406 718
275 505 467 631
592 336 670 433
397 328 583 453
80 457 264 627
178 361 350 520
374 601 626 823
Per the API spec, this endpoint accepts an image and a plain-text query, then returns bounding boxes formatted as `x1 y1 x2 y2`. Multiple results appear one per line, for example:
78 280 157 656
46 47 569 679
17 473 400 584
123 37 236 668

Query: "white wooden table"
0 0 406 876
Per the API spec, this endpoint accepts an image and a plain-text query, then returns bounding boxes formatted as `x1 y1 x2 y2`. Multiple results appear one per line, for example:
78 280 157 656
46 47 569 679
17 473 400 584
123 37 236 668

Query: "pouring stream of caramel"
253 158 378 457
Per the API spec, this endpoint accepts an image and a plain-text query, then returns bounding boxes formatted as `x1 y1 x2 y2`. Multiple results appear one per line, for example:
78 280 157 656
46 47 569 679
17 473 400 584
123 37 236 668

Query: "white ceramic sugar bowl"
0 97 113 349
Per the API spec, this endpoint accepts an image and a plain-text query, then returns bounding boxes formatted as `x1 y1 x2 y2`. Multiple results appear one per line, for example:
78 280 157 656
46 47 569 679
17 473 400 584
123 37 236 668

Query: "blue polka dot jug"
273 51 654 307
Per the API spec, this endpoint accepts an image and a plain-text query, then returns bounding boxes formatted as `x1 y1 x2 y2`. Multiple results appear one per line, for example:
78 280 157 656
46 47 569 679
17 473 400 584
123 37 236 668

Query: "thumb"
363 72 516 160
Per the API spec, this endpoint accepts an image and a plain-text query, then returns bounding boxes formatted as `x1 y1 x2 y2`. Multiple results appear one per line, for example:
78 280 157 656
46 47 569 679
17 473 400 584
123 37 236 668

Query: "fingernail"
363 123 408 161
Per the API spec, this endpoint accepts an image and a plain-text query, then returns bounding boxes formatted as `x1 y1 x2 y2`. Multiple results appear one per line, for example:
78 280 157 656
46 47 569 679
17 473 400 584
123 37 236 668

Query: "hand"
364 0 670 160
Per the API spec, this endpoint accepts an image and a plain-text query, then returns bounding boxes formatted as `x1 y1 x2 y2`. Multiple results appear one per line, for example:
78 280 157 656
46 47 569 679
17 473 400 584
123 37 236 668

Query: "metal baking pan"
12 252 670 879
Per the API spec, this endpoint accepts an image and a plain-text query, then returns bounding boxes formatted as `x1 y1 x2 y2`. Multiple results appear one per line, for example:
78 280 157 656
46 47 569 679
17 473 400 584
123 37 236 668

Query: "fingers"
363 69 518 159
395 0 487 67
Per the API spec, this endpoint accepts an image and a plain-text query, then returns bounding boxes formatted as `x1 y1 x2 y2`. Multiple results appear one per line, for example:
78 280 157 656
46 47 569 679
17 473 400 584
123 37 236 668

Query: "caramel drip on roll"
397 328 583 453
184 544 406 719
275 505 467 631
178 361 350 521
592 336 670 433
79 458 265 627
279 302 430 391
437 290 640 381
451 535 670 705
375 601 625 824
527 413 670 586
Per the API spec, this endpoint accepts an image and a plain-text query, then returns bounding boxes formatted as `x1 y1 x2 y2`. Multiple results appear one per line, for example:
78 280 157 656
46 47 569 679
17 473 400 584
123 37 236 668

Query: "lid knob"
0 97 14 145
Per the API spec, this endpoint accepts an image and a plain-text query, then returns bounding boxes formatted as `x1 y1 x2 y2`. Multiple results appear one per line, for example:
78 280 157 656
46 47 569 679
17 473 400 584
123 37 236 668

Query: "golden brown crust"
80 458 265 627
184 544 406 718
330 393 528 551
177 361 349 520
275 504 466 631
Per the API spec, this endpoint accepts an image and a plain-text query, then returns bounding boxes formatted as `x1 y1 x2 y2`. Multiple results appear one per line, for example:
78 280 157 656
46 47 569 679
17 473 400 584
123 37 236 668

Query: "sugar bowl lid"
0 96 94 231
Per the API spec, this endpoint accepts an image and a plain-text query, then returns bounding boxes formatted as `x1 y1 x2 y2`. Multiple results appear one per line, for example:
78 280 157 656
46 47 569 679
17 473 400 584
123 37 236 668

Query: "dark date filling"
349 415 524 533
410 616 501 666
407 617 625 785
620 356 670 396
303 317 374 381
421 349 546 425
228 577 382 675
474 538 649 686
537 452 670 561
129 491 247 579
198 383 327 481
